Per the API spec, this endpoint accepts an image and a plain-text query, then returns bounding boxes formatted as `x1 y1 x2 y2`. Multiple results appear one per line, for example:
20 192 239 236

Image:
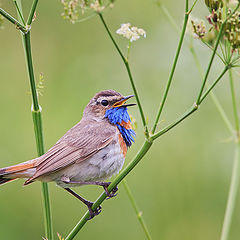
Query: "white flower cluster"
116 23 146 42
90 0 105 12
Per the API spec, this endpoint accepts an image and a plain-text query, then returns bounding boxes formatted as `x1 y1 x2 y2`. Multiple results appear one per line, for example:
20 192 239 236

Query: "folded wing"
25 119 116 184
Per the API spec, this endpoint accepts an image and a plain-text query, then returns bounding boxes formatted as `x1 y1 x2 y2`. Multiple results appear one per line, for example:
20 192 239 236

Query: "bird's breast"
55 132 126 187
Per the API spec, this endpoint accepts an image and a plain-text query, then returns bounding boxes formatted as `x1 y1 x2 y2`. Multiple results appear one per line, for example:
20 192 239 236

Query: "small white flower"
116 23 146 42
90 0 105 12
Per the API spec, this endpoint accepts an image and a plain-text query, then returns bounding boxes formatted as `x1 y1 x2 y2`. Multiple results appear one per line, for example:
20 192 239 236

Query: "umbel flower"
190 16 207 39
61 0 115 23
116 23 146 42
189 0 240 54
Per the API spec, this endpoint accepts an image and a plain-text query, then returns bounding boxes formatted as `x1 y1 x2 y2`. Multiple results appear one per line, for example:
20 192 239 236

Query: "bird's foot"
101 182 118 199
87 202 102 220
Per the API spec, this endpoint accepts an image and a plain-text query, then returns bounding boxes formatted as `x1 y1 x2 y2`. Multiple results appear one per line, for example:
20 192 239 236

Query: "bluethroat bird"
0 90 136 218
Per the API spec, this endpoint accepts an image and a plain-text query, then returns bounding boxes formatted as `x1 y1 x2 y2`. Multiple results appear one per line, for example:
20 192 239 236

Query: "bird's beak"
112 95 136 108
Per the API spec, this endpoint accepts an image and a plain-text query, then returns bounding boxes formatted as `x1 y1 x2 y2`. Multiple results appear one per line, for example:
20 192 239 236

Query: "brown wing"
25 119 116 184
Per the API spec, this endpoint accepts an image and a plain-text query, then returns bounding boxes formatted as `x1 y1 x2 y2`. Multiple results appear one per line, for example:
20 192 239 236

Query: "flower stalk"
122 179 153 240
220 67 240 240
15 1 54 239
98 13 150 138
151 0 189 134
220 143 240 240
23 29 54 240
0 7 26 32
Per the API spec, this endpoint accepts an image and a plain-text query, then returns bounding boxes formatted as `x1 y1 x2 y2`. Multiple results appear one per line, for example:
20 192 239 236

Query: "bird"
0 90 136 219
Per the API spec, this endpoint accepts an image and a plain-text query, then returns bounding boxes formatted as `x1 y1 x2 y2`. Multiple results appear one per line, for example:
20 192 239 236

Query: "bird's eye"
101 100 109 106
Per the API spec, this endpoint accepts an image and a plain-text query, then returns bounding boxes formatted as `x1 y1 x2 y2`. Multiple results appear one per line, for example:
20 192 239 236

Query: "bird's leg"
61 177 118 199
64 188 101 220
90 181 118 199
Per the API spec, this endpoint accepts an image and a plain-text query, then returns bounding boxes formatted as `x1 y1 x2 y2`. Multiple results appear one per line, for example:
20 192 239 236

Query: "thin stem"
151 104 198 141
22 31 54 240
126 41 132 61
0 7 26 32
23 32 40 111
190 42 234 134
151 0 189 134
156 1 180 34
27 0 39 25
98 13 150 138
196 3 240 104
22 31 53 240
201 40 226 64
220 143 240 240
159 2 234 134
199 66 229 104
188 0 199 14
152 65 230 141
14 0 54 236
229 69 240 135
122 180 152 240
13 0 25 25
65 140 153 240
210 92 234 134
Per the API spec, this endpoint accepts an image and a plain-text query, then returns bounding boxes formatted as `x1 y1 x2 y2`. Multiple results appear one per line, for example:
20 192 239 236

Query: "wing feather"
26 119 116 183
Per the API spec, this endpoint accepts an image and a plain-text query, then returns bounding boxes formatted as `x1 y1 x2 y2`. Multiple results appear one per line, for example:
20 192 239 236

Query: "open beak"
112 95 136 108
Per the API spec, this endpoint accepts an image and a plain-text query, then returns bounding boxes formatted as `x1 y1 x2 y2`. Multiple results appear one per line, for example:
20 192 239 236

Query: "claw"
87 203 102 220
102 183 118 199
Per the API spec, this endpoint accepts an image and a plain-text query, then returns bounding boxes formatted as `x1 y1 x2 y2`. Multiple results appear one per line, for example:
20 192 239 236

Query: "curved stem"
220 143 240 240
98 13 149 138
151 0 189 134
122 180 152 240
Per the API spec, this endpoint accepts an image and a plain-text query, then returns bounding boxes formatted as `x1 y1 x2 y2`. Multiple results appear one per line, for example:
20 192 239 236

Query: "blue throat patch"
105 107 136 147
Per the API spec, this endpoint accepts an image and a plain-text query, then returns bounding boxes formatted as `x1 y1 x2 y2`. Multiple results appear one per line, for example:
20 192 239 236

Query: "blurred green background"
1 0 240 239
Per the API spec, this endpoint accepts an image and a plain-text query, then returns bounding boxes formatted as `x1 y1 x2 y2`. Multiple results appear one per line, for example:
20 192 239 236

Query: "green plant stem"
97 12 152 239
13 0 25 25
65 140 153 240
220 143 240 240
158 2 234 135
196 3 240 104
151 104 198 140
27 0 39 25
122 180 152 240
22 31 54 240
189 45 234 134
156 1 180 33
152 66 229 140
98 13 149 138
151 0 189 134
228 69 239 135
199 65 229 104
13 0 55 234
0 7 26 32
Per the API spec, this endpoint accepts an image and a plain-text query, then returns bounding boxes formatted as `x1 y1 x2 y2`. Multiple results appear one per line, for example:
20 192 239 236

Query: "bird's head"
84 90 135 121
84 90 136 147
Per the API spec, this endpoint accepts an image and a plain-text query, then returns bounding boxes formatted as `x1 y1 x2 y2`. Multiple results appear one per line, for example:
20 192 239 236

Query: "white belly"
53 141 125 188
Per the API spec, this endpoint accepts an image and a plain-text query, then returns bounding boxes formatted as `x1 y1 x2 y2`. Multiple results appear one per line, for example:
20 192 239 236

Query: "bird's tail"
0 160 37 186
